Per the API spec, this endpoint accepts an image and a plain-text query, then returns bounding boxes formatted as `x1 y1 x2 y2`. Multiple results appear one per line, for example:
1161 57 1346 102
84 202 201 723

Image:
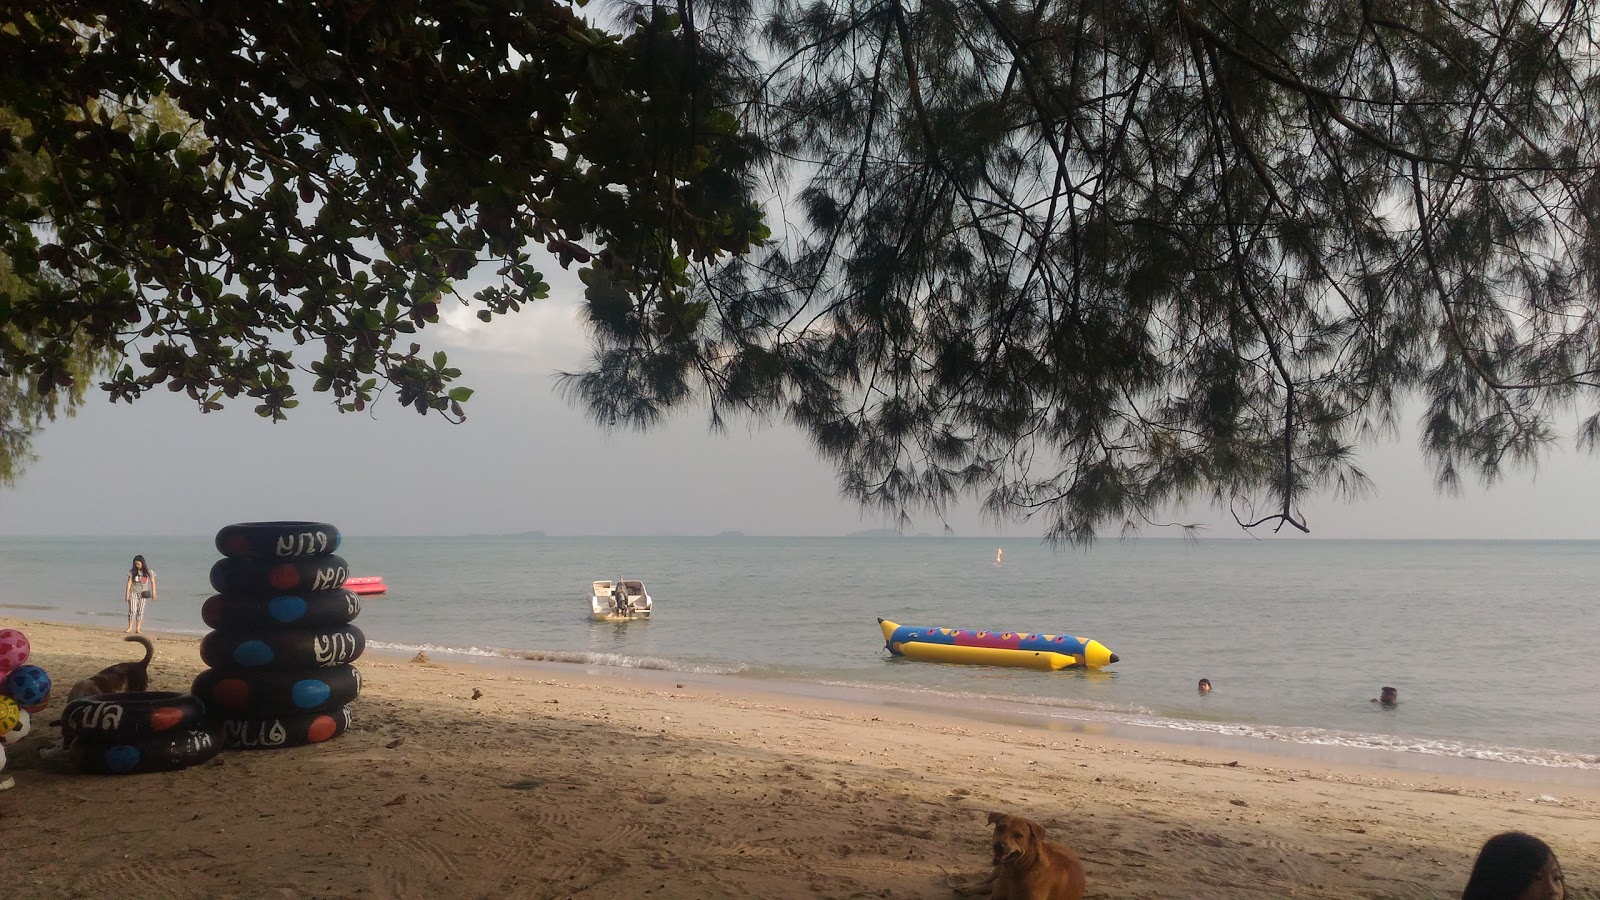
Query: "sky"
2 266 1597 539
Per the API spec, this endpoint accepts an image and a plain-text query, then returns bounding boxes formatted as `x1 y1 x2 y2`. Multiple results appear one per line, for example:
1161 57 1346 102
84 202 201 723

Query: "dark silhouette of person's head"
1197 678 1211 695
1375 686 1398 706
1461 831 1563 900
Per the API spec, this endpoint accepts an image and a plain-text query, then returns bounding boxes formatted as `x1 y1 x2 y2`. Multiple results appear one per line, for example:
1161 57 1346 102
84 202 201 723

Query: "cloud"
430 263 593 373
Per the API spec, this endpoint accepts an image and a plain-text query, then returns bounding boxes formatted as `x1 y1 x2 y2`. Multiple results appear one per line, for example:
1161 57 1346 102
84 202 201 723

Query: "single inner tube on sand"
219 706 353 750
209 554 348 595
202 590 361 631
215 521 342 561
61 691 208 741
200 625 365 671
69 721 224 775
192 665 361 716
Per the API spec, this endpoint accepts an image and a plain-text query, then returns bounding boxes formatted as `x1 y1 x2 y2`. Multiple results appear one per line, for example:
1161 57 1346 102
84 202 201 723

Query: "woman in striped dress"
124 555 157 634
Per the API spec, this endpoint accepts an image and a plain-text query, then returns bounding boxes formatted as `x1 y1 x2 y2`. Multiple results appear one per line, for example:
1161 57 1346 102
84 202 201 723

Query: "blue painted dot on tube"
267 595 308 623
105 745 141 773
233 640 275 667
292 678 332 709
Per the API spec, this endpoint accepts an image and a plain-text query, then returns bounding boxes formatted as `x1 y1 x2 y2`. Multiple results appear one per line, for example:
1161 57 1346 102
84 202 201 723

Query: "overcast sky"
2 264 1596 539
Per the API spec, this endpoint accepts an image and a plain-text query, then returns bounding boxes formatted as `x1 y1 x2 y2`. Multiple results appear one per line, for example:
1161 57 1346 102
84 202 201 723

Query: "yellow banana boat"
879 618 1118 670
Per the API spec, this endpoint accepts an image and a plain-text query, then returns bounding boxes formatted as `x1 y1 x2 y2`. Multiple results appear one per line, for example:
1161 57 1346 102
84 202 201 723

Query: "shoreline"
5 535 1597 788
406 643 1600 790
11 608 1599 786
4 618 1598 898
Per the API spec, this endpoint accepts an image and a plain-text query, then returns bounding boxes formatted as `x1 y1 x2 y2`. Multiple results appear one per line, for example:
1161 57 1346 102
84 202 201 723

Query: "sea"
3 536 1596 784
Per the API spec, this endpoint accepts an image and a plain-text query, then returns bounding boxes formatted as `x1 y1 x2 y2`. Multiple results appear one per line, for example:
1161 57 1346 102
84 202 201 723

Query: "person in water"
1372 686 1398 707
1197 678 1212 695
1461 831 1564 900
124 554 157 634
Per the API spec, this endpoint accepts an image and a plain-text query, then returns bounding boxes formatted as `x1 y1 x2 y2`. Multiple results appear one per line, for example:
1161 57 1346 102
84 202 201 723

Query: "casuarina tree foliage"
564 0 1600 540
5 2 1600 540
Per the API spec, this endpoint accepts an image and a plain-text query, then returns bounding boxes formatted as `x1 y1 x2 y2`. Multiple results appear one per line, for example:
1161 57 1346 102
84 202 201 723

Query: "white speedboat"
589 579 652 621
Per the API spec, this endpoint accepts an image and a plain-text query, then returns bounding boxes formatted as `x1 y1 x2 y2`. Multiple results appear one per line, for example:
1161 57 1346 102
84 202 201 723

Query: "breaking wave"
362 646 1596 771
814 679 1600 772
366 640 747 675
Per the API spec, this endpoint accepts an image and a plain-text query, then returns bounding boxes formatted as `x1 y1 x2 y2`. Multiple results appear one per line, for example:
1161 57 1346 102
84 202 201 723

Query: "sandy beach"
2 620 1596 899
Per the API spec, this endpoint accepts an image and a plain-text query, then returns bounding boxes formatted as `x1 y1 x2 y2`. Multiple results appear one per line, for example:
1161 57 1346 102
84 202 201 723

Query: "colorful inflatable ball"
1 708 31 745
61 691 207 741
2 664 51 709
202 589 361 631
192 665 361 716
0 628 29 678
215 521 342 561
69 722 224 775
209 554 349 595
199 625 365 671
0 695 18 735
220 707 353 750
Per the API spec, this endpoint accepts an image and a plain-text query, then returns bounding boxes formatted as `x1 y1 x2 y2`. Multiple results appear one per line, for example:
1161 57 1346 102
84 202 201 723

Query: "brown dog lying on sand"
957 811 1085 900
67 635 155 701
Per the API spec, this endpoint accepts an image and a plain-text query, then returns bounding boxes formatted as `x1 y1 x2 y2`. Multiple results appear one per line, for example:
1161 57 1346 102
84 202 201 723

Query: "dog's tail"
124 634 154 666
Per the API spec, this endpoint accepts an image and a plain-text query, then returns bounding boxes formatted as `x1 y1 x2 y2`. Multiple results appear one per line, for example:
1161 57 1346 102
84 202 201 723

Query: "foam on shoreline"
360 636 1600 785
366 639 748 675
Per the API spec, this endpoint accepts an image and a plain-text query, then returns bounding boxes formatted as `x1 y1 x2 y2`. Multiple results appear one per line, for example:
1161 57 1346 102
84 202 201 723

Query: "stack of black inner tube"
197 522 363 749
62 691 221 775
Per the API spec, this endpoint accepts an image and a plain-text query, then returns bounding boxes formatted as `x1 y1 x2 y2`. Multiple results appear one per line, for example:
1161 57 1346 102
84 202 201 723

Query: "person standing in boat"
124 554 157 634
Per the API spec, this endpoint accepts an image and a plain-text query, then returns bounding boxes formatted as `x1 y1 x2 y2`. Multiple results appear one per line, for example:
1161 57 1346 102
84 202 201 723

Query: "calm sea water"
3 536 1595 777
